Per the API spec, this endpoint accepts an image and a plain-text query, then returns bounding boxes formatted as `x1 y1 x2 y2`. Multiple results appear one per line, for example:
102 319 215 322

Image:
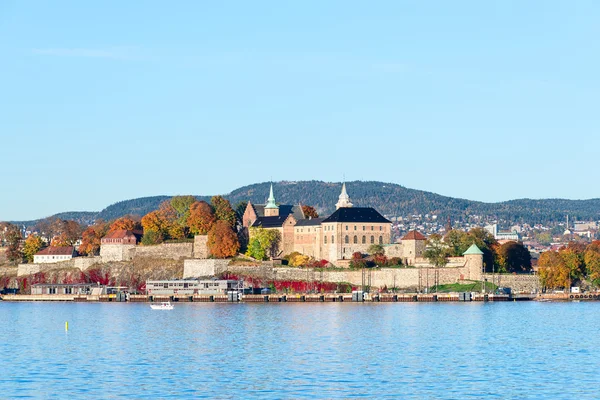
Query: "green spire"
265 183 278 209
463 243 484 255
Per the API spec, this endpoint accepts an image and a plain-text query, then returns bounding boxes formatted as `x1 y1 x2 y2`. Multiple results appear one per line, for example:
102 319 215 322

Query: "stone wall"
193 235 209 259
133 243 193 260
100 244 136 262
485 274 539 293
183 259 231 278
17 257 101 276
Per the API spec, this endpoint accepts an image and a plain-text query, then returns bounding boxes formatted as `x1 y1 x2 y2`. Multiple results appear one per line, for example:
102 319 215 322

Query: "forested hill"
11 181 600 226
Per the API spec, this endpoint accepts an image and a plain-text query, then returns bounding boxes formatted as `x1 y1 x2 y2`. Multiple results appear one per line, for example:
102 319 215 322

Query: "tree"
79 221 109 256
187 201 216 235
170 195 196 227
560 246 585 286
584 246 600 287
246 227 281 260
367 244 384 255
22 235 45 263
108 216 141 232
349 252 366 269
207 221 240 258
5 224 23 263
301 205 319 219
285 252 311 267
211 196 236 228
141 230 163 246
467 227 498 272
49 219 83 246
443 229 470 257
234 201 248 224
423 234 448 269
538 251 569 289
496 241 532 273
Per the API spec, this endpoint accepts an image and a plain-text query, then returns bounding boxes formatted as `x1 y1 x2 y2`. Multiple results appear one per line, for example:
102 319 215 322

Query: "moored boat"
150 301 173 310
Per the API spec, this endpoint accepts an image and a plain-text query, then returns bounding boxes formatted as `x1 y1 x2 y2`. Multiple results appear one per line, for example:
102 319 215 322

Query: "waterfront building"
145 279 242 295
31 283 100 295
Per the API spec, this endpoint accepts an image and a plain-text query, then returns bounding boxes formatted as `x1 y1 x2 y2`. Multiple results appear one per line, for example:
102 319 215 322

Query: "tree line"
538 242 600 290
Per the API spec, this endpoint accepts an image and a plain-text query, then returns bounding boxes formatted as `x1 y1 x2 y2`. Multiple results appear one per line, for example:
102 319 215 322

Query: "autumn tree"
496 241 532 273
584 243 600 287
367 244 384 255
211 196 236 228
301 205 319 219
538 251 569 289
49 219 83 246
108 216 141 232
207 220 240 258
79 221 109 256
4 224 23 263
246 227 281 260
22 235 45 262
187 201 216 235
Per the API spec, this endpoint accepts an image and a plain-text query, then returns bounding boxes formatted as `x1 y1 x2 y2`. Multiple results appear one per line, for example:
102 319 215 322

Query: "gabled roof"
251 204 304 220
295 218 325 227
402 230 427 241
35 246 74 256
463 243 484 255
321 207 390 224
251 215 294 229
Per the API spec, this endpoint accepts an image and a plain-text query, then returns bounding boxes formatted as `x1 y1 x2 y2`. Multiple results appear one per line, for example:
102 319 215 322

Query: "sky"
1 1 599 221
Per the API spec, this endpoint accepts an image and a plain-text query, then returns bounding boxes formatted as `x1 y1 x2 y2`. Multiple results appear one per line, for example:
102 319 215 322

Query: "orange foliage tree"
207 220 240 258
108 216 141 232
301 205 319 219
211 196 236 228
188 201 217 235
79 221 109 256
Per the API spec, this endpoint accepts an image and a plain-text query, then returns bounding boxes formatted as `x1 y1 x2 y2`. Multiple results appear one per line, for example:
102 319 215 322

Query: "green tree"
22 235 45 263
211 196 237 228
367 244 384 255
584 246 600 287
423 234 448 269
246 227 281 260
170 195 196 227
5 224 23 263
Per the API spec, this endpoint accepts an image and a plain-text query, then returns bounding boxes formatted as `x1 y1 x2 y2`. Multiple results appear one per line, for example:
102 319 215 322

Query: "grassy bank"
429 280 498 293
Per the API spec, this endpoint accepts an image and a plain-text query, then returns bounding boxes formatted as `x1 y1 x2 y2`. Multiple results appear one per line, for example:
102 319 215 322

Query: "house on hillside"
100 229 143 262
33 246 76 264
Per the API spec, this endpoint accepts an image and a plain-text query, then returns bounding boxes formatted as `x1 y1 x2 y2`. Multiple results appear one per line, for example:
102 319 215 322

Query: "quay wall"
485 274 539 293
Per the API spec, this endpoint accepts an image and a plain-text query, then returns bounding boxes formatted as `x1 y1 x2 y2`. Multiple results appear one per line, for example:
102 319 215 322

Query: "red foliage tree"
207 220 240 258
187 201 217 235
301 205 319 219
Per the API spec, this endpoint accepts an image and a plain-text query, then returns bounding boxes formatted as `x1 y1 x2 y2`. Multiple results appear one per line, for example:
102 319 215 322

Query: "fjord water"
1 302 599 399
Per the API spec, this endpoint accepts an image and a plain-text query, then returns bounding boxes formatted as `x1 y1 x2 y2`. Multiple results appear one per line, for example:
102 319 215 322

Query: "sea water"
1 301 598 399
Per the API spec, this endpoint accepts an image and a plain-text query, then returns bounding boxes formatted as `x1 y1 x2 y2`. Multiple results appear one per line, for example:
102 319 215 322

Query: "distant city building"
484 224 520 241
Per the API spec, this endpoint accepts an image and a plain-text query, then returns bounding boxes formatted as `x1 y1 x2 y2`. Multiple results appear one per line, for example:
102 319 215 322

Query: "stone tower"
463 243 484 281
264 183 280 217
335 183 354 209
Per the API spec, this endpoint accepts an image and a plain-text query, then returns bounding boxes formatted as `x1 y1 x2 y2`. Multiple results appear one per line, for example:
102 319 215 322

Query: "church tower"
264 183 280 217
335 183 354 209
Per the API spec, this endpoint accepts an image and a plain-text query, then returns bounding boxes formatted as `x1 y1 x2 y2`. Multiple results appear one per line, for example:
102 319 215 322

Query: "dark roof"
251 204 304 220
295 218 325 227
35 246 74 256
321 208 391 224
251 216 292 228
402 230 427 241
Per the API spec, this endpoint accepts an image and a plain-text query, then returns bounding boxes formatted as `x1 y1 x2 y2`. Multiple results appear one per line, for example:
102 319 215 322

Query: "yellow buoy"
65 321 69 331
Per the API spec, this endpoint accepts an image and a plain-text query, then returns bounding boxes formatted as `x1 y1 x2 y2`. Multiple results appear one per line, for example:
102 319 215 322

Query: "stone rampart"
183 259 231 278
193 235 209 259
133 243 193 260
485 274 539 293
17 257 101 276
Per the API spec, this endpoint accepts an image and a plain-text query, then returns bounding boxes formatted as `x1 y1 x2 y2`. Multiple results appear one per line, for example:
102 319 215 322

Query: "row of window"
324 235 384 244
323 225 385 232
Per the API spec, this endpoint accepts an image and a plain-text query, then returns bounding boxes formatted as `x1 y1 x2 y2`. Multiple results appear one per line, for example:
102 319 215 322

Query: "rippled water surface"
1 301 599 398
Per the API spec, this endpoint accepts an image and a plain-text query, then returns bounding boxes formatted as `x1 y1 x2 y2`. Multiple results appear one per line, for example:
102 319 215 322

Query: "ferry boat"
150 301 173 310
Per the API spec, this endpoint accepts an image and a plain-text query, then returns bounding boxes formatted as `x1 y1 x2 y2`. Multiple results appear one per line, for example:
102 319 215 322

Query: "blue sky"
1 1 599 221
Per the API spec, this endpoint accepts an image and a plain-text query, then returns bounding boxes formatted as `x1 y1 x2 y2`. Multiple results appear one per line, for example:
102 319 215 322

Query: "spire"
265 183 278 209
335 182 353 209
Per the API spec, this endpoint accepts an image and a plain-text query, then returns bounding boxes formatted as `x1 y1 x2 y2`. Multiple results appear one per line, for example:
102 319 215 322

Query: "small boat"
150 301 174 310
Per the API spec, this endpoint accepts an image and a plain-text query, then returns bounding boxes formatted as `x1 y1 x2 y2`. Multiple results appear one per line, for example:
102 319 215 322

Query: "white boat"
150 301 174 310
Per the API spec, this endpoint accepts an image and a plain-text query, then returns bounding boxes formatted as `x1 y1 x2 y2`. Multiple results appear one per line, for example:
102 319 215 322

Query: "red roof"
103 229 142 239
35 246 74 256
402 230 427 241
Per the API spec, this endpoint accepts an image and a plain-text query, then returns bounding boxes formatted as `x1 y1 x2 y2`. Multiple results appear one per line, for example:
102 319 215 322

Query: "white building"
33 246 75 264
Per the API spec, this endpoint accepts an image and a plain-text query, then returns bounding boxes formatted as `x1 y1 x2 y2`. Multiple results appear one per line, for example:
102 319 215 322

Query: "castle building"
244 183 392 262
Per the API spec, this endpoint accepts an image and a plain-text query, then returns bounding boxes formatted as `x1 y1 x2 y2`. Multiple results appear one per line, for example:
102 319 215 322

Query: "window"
345 235 349 244
371 226 374 231
345 226 348 231
379 226 383 231
353 236 358 244
331 235 334 244
363 226 365 231
354 226 357 231
379 236 383 244
371 236 375 244
324 236 327 244
362 236 366 244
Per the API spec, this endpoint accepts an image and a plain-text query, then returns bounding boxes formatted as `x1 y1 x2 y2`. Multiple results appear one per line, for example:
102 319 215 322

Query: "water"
1 301 598 399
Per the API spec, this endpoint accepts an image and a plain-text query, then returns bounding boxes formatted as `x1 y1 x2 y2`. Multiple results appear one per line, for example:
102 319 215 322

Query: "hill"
9 181 600 227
